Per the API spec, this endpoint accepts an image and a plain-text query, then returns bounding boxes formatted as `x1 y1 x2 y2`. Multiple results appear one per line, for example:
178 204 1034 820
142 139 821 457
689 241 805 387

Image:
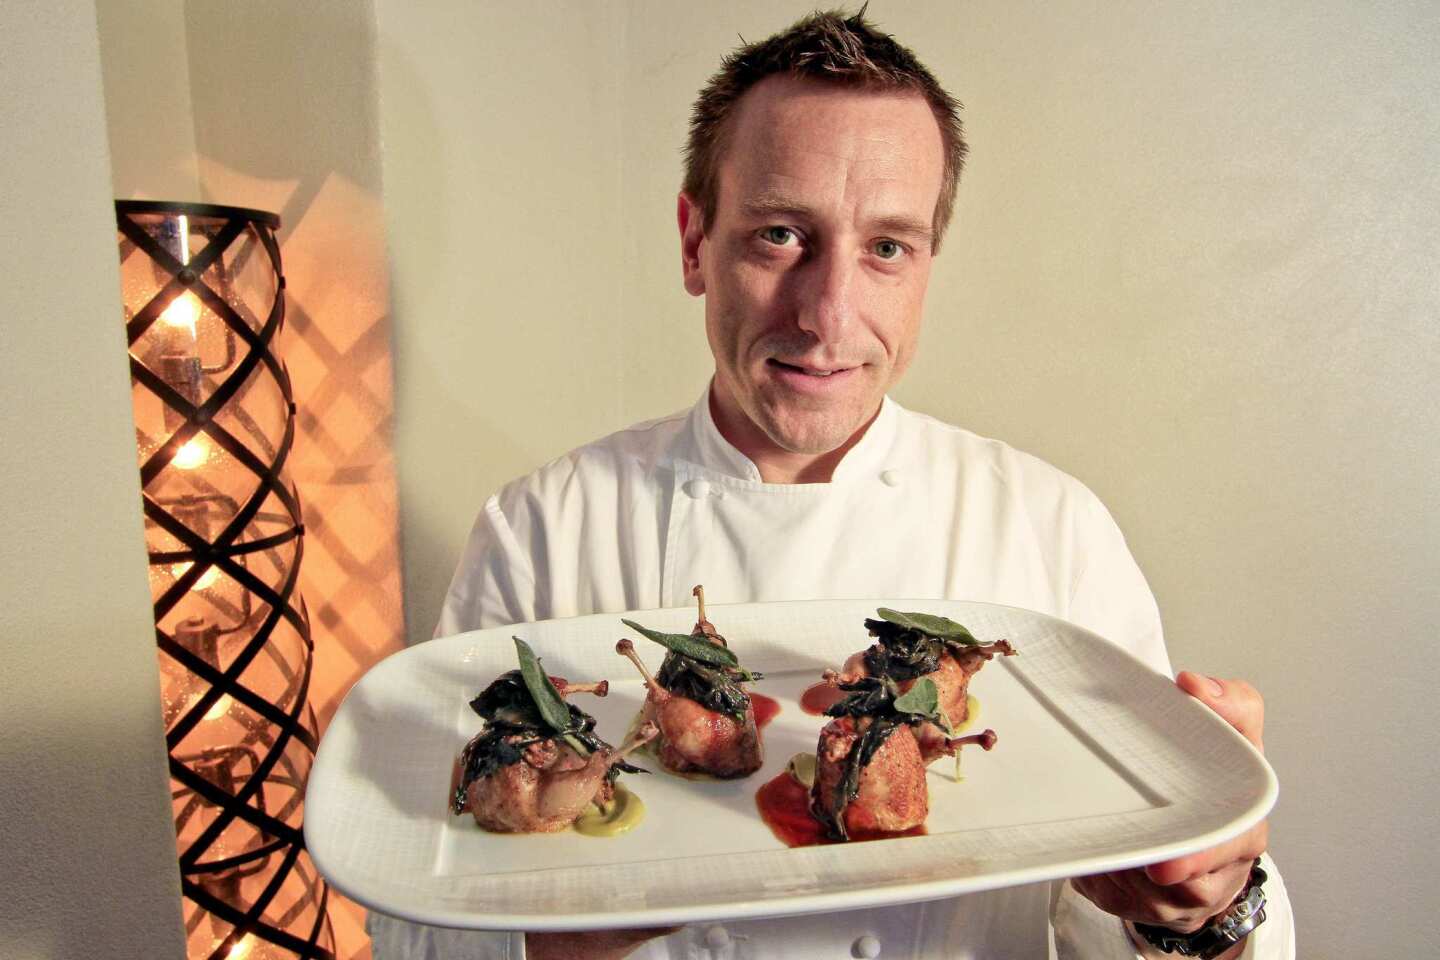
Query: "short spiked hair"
683 7 967 250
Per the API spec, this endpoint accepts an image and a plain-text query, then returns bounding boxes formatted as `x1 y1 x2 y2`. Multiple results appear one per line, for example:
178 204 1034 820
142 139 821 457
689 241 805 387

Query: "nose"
795 248 855 340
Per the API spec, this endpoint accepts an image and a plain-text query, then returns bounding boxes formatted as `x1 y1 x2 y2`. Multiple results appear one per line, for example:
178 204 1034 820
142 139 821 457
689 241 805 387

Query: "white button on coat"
880 469 901 487
683 478 712 499
703 925 730 950
852 933 882 958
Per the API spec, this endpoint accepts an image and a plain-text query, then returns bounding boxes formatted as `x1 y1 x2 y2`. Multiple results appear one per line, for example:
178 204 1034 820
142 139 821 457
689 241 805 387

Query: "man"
372 10 1293 959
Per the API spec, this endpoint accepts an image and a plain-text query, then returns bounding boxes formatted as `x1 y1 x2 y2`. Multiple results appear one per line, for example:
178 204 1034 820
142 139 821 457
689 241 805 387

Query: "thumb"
1176 671 1265 752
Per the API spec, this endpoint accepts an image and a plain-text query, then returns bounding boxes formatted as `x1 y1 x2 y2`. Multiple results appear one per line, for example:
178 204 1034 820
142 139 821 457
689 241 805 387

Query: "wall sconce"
115 200 334 960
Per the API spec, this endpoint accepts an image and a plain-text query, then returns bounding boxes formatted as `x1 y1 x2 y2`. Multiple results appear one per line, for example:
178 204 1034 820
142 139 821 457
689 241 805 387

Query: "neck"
707 387 878 484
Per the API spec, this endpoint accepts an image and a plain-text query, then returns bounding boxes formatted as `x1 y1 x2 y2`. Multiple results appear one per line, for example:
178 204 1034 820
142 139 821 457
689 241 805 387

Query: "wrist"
1131 858 1267 959
1126 921 1246 960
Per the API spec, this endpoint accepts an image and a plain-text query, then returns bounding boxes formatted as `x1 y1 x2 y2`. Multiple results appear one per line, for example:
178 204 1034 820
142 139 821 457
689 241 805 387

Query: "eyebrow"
870 214 935 246
740 196 815 221
739 196 934 248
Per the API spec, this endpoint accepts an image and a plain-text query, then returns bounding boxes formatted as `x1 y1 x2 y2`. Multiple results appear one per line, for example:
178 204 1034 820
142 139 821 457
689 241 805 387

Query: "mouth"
767 359 856 378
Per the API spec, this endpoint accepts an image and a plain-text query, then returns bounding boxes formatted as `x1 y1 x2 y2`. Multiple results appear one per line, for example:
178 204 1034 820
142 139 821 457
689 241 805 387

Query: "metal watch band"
1134 859 1268 958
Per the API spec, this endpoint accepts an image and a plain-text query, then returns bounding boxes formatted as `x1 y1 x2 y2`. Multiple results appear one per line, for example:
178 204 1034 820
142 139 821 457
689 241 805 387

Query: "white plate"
305 599 1276 931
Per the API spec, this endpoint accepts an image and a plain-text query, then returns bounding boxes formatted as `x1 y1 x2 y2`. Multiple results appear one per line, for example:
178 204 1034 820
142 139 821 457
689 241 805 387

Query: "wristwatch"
1133 859 1267 958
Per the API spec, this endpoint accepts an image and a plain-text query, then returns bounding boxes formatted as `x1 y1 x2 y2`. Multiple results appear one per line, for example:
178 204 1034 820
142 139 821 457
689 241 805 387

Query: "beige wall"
0 2 186 958
386 2 1439 956
95 0 199 200
379 1 628 639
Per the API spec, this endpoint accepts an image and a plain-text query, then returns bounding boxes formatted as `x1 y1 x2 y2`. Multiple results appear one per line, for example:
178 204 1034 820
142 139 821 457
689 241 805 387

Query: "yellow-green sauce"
786 751 818 788
573 784 645 837
956 695 979 732
945 696 982 783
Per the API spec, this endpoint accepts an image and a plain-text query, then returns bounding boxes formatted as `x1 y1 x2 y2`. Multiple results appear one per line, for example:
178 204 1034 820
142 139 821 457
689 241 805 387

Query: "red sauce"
798 681 846 716
755 771 829 847
751 692 781 729
754 772 927 848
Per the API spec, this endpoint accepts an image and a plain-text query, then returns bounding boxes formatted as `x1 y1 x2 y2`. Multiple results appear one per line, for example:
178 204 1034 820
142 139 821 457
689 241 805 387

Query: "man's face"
680 75 945 467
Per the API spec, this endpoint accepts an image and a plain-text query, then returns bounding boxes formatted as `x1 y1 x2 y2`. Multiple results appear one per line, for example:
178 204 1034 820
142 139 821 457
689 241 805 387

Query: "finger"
1075 868 1223 930
1071 869 1133 917
1144 821 1268 885
1175 671 1264 750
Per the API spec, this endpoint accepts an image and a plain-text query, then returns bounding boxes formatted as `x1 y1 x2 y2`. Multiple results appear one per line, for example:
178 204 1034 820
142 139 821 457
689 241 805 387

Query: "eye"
873 239 906 261
759 226 799 247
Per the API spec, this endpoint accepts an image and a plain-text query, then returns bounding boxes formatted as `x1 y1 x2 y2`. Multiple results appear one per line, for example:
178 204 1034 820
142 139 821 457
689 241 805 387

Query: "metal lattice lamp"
115 200 334 960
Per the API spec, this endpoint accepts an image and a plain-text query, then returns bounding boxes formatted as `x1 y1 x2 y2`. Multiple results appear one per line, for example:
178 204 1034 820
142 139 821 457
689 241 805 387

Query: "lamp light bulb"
226 933 253 960
159 291 202 338
170 561 220 591
172 437 209 470
205 694 233 722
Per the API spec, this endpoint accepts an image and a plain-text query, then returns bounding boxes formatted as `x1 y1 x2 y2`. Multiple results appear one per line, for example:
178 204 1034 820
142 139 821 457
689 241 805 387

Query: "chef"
370 10 1294 960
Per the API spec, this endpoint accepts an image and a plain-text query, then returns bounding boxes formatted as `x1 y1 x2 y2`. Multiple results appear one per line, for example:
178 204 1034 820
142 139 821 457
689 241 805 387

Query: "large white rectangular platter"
305 598 1276 931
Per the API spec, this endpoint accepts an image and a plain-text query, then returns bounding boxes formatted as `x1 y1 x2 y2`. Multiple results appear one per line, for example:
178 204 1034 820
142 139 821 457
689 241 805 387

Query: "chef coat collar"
686 383 900 485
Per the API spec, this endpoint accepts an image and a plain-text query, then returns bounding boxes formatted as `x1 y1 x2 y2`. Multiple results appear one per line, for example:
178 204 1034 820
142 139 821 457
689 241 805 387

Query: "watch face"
1220 892 1267 942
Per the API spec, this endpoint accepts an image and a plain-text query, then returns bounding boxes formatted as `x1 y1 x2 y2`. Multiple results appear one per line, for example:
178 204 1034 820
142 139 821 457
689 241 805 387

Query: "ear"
677 192 706 297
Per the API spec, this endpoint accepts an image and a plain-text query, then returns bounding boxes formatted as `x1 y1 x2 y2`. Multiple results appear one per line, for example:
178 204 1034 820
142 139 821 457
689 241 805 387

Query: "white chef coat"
369 390 1294 960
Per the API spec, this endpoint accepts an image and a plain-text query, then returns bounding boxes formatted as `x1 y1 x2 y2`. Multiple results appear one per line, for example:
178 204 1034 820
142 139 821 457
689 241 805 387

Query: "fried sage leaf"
891 675 939 717
892 676 956 735
874 608 979 644
514 636 576 736
621 618 740 669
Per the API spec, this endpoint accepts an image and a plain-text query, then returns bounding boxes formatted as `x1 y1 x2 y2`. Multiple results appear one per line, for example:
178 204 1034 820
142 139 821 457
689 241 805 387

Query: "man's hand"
1072 672 1268 956
526 926 681 960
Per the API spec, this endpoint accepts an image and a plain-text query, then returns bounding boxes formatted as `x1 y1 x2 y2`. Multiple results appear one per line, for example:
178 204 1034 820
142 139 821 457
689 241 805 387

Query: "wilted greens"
622 617 762 719
858 609 983 681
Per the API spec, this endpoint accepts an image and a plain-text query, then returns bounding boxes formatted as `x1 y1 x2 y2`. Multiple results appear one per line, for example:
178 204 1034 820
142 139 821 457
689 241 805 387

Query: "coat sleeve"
1064 493 1171 677
434 491 541 638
